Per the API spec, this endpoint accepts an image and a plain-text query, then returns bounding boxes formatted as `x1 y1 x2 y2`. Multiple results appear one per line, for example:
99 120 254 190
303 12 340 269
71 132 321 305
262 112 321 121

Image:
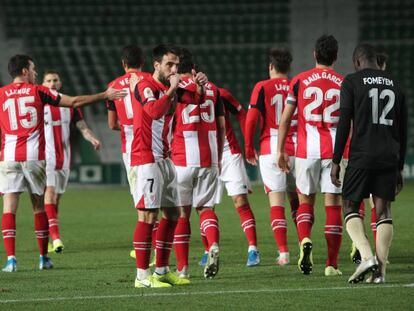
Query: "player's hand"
91 139 101 150
330 162 341 187
245 147 258 166
277 152 290 173
105 87 127 101
168 73 181 91
192 69 208 86
396 170 404 195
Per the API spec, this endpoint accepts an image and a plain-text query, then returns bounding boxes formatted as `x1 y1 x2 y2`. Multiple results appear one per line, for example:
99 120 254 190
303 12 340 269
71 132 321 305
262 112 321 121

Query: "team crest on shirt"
144 87 155 101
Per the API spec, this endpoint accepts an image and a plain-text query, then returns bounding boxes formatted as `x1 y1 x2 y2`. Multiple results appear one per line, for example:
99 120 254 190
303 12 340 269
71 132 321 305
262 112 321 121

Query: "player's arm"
331 77 354 187
132 73 179 120
215 93 226 165
277 79 298 173
223 91 247 137
74 109 101 150
397 93 408 194
106 101 121 131
277 103 295 172
58 87 127 108
245 86 264 166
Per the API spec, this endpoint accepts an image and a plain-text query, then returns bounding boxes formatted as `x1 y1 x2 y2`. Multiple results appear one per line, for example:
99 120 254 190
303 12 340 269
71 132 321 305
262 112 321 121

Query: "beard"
157 72 170 87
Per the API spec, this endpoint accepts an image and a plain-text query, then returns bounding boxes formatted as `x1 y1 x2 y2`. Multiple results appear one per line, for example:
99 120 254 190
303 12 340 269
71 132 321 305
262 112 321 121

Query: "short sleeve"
37 85 61 106
286 77 300 105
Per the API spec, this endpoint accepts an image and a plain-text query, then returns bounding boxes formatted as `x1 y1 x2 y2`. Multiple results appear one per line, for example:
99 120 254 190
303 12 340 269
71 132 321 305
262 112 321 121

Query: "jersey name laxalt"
303 72 342 87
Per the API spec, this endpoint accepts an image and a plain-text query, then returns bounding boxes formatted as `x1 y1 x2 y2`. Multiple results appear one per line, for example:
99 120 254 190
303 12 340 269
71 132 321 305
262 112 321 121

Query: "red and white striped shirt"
106 71 151 154
171 77 224 167
218 88 245 156
248 78 297 156
130 75 175 165
0 82 61 161
287 68 343 159
44 106 83 170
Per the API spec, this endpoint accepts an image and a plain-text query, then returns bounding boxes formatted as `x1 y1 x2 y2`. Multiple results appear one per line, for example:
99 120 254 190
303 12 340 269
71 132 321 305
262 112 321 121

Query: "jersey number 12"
369 88 395 126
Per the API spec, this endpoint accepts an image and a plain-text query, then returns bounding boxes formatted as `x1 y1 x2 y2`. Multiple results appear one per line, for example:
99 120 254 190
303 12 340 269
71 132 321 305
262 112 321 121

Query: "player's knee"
342 199 362 223
232 194 248 208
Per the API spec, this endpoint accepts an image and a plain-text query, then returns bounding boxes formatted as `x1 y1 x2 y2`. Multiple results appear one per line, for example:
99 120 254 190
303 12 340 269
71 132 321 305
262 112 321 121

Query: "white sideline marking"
0 283 412 304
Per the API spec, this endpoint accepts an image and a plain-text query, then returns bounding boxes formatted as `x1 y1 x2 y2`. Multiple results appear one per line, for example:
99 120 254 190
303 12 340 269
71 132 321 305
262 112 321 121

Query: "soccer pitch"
0 183 413 310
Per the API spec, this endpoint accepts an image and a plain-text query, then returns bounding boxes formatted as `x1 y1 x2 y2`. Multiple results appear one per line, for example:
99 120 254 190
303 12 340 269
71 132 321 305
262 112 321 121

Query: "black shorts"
342 166 398 202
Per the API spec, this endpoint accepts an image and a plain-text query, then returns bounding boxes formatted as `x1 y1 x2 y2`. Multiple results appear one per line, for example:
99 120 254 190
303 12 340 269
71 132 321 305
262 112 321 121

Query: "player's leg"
132 163 171 288
321 159 343 276
174 205 191 278
152 159 188 285
192 167 220 279
2 193 19 272
31 193 53 270
295 158 321 275
323 193 343 276
0 161 27 272
342 166 378 283
259 154 289 265
369 196 377 243
371 197 392 283
172 166 194 277
232 194 259 267
286 156 299 239
44 185 61 253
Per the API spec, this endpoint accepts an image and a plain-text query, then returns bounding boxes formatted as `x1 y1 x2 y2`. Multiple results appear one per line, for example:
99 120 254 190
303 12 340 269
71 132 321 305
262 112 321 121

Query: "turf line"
0 283 412 304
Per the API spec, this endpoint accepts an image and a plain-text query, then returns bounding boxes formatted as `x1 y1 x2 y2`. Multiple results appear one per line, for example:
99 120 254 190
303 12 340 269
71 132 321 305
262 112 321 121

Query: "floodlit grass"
0 182 413 310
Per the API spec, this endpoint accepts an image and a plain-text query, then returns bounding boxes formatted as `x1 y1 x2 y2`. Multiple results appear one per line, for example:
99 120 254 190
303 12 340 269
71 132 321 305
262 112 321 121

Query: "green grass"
0 182 413 310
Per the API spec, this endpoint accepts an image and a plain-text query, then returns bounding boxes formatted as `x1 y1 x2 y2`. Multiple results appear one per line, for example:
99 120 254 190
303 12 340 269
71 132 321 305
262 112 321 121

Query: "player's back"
260 78 296 154
0 82 58 161
108 71 151 126
343 68 406 169
289 67 343 159
172 77 221 167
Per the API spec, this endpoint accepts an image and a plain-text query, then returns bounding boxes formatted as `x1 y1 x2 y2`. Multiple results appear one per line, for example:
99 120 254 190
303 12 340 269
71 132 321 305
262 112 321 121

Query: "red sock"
2 213 16 257
359 201 366 219
133 221 153 269
200 231 209 252
236 204 257 246
155 218 177 268
45 204 60 241
371 205 377 243
324 205 342 268
34 212 49 256
296 203 314 242
173 217 191 271
152 221 159 250
270 206 288 252
199 209 219 249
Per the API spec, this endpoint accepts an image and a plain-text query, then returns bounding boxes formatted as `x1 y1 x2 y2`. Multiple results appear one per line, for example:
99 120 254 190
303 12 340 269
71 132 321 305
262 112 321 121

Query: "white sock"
248 245 257 252
136 268 150 280
154 266 169 275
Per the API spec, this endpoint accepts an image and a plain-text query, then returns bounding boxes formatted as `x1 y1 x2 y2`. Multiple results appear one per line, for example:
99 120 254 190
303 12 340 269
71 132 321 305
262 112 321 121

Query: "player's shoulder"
205 81 219 95
178 76 197 92
252 79 269 92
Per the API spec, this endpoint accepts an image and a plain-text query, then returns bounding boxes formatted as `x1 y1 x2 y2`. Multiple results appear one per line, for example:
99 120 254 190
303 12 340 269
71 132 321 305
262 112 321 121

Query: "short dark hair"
121 45 144 69
43 70 60 78
376 47 389 68
8 54 33 78
152 44 180 63
353 43 377 64
268 48 292 73
314 35 338 66
178 48 194 74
